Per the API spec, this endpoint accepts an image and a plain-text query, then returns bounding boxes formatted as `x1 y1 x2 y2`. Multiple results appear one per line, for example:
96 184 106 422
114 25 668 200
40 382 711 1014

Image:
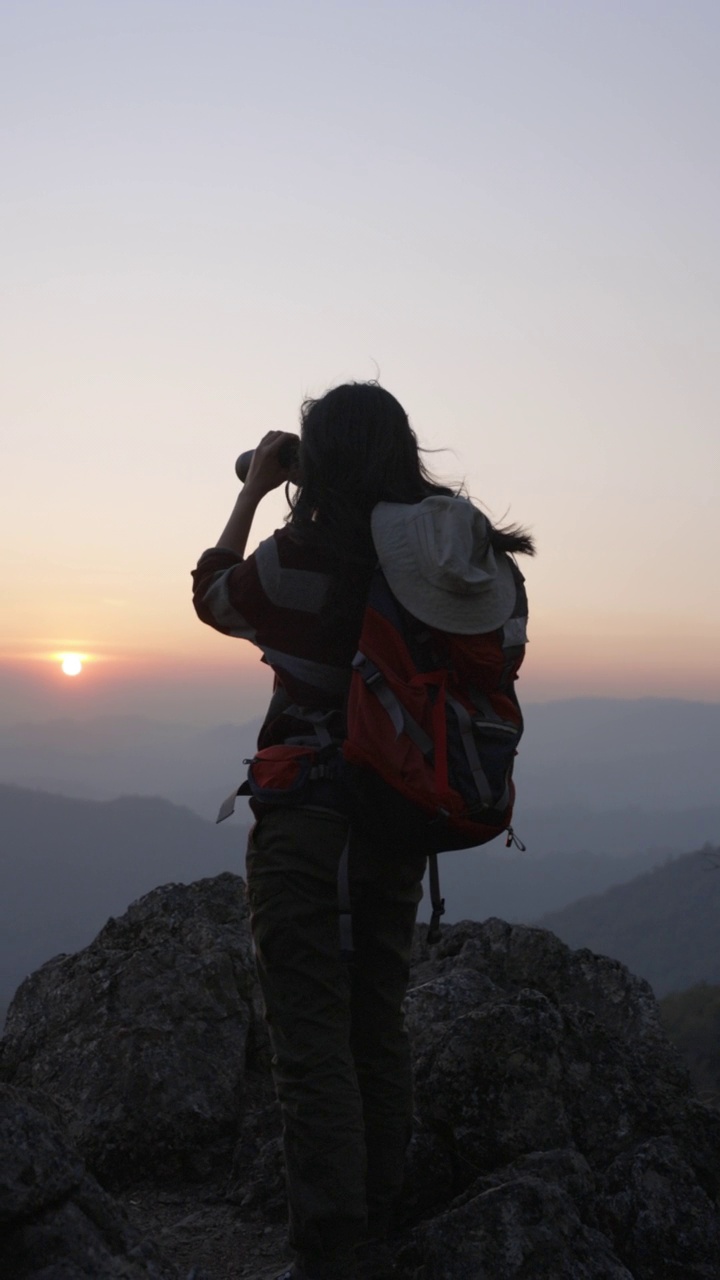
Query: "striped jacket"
192 530 367 746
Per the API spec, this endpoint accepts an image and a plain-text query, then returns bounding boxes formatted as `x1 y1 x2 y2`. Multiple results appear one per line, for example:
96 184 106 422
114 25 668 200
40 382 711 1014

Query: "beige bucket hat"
370 495 516 634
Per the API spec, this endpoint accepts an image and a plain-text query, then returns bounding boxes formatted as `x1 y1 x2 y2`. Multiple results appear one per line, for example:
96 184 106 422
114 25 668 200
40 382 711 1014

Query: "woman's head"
287 380 534 567
288 381 449 565
297 382 438 512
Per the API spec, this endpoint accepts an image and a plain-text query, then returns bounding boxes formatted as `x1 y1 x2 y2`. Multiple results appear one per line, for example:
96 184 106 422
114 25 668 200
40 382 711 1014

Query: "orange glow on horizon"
4 631 713 701
1 608 718 715
520 649 720 702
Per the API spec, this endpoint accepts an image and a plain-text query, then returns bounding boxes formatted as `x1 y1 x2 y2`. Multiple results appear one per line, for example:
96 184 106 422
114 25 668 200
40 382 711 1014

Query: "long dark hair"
287 381 535 591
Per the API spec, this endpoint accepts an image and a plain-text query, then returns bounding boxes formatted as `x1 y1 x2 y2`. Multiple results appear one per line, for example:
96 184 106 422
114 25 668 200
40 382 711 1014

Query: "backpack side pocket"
244 744 320 807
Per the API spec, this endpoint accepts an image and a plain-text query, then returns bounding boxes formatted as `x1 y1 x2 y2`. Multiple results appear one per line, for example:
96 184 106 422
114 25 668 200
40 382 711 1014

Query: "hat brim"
371 500 517 635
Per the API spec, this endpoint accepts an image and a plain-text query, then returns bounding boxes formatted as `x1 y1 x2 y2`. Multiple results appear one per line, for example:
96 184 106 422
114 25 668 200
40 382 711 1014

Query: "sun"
60 654 84 677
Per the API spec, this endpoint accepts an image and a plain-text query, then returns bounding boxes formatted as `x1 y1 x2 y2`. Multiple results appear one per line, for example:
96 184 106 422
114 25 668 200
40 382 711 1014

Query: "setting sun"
60 654 83 677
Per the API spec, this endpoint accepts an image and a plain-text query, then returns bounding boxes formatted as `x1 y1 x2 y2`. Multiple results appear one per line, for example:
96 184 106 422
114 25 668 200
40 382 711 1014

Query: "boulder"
0 874 261 1187
0 1084 182 1279
400 919 720 1277
405 1175 634 1279
599 1137 720 1280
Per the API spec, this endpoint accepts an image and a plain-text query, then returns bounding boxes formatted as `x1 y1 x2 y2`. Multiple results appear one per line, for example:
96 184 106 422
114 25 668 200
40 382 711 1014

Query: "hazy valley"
2 695 719 832
2 697 720 1023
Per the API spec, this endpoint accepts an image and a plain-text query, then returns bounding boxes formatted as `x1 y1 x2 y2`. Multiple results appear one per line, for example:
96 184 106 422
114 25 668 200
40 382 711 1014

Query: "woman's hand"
244 431 299 498
214 431 298 557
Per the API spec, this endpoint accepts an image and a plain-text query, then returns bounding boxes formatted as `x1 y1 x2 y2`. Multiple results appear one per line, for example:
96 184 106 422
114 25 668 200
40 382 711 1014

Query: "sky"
2 0 719 726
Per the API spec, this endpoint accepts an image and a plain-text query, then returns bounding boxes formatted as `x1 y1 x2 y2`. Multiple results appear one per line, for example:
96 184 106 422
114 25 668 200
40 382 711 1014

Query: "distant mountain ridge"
3 697 720 1020
3 780 716 1029
2 697 719 849
0 716 264 823
516 696 720 809
536 843 720 996
0 783 248 1025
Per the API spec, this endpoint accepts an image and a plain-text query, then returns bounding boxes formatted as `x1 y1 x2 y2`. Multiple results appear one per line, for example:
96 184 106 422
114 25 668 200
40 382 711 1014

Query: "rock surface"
0 873 262 1187
408 1175 635 1280
2 877 720 1279
0 1084 183 1279
402 920 720 1277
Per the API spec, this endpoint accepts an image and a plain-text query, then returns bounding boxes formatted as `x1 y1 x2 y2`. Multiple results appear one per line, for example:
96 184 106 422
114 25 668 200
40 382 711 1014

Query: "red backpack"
338 564 527 937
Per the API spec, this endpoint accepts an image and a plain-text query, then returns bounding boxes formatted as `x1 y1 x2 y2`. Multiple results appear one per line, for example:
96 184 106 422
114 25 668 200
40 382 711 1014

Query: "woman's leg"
246 808 366 1278
348 834 426 1240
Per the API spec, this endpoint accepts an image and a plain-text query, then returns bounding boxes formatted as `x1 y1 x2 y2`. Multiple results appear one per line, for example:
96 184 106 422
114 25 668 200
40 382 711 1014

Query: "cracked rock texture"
2 877 720 1279
401 919 720 1277
0 873 262 1188
0 1084 182 1279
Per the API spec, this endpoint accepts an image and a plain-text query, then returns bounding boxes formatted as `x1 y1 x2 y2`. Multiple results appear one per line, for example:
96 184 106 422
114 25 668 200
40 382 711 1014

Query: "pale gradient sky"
2 0 719 724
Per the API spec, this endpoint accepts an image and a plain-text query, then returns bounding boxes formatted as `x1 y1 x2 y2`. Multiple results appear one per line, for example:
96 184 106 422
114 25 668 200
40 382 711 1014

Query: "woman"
192 382 534 1280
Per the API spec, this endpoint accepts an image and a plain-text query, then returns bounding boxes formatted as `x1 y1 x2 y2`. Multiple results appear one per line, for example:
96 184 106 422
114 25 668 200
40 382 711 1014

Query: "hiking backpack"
339 563 528 936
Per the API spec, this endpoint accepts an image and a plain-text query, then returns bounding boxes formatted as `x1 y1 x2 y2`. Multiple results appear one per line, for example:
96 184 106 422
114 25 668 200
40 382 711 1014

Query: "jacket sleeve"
191 545 264 641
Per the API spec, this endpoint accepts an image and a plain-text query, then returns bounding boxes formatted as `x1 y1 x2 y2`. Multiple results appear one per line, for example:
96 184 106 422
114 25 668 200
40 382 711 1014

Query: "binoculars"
235 436 299 483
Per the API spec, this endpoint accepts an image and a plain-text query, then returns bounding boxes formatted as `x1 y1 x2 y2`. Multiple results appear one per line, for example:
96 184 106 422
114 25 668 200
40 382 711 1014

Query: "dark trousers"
246 807 426 1276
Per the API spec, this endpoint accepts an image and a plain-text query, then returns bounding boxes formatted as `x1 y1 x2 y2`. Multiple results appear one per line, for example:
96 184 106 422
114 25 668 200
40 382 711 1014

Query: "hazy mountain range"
0 783 677 1024
538 843 720 997
2 697 719 1022
0 784 247 1027
2 697 719 848
0 715 264 824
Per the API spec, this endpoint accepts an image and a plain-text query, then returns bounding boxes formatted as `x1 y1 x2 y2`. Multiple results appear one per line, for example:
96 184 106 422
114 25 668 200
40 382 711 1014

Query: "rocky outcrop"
0 874 264 1188
407 1172 636 1279
0 1084 183 1278
400 920 720 1277
2 877 720 1280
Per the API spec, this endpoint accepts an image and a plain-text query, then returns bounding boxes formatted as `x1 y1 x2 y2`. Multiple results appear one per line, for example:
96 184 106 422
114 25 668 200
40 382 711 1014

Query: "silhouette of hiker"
193 382 534 1280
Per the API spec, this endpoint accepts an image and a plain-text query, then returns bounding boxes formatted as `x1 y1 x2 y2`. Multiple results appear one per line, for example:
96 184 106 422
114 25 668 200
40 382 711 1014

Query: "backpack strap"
427 853 446 944
285 707 339 749
445 694 495 807
337 832 354 961
352 652 434 755
452 697 513 813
